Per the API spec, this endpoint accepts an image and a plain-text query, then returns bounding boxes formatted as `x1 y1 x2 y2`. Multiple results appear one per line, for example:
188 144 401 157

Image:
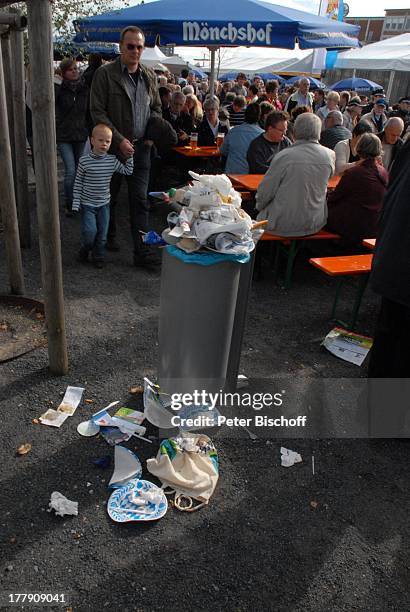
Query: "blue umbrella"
54 39 120 60
219 71 245 82
188 64 208 79
73 0 359 50
219 72 284 82
74 0 359 95
285 75 325 89
329 77 383 92
256 73 285 83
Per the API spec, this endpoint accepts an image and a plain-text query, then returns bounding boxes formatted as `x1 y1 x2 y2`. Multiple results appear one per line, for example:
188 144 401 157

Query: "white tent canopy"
173 45 309 77
334 34 410 72
141 45 167 65
266 51 320 76
141 45 188 72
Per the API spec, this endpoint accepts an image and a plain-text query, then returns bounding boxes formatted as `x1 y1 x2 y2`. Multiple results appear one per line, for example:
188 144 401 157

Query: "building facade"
345 16 384 43
346 9 410 44
382 9 410 39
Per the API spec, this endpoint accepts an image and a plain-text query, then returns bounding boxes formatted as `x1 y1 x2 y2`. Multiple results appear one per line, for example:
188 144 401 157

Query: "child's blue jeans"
80 204 110 262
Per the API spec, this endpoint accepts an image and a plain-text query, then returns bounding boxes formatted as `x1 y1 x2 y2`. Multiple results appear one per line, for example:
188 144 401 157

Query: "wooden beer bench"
258 229 341 289
309 254 373 330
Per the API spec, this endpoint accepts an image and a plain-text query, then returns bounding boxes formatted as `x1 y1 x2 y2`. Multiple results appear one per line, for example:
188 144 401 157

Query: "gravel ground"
1 175 409 612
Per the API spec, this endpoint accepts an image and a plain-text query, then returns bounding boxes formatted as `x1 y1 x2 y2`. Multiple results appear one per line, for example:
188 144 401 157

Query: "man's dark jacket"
90 58 161 153
163 107 194 144
371 141 410 307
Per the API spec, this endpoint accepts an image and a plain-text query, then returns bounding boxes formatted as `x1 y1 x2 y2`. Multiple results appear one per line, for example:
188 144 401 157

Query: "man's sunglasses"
126 43 144 51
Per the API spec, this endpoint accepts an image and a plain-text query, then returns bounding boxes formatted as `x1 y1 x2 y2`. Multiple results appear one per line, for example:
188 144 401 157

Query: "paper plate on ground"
107 479 168 523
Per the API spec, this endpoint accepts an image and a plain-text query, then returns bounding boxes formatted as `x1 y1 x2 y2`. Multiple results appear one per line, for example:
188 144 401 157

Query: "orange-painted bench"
309 254 373 330
257 229 341 288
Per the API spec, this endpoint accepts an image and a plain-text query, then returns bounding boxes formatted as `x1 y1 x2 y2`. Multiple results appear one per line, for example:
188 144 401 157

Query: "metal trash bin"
158 248 254 396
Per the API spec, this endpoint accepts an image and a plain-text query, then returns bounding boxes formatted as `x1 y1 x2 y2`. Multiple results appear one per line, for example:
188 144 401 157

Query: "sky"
277 0 409 17
135 0 410 17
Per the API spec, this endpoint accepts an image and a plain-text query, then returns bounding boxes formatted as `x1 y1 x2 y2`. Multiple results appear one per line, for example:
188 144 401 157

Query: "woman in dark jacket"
55 58 89 215
326 133 389 245
197 97 229 146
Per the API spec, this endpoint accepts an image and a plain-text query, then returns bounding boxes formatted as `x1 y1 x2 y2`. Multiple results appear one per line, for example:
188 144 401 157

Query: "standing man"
342 96 364 131
378 117 404 172
90 26 162 268
361 98 389 133
284 78 314 115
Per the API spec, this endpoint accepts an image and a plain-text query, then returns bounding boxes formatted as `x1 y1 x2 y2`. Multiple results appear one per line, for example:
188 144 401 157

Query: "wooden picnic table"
362 238 376 250
173 146 221 158
228 173 341 191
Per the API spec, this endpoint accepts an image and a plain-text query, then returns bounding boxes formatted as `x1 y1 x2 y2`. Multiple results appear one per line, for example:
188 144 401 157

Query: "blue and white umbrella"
74 0 359 94
329 77 384 92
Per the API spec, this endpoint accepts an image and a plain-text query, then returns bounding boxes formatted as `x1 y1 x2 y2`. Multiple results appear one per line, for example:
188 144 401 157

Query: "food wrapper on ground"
48 492 78 517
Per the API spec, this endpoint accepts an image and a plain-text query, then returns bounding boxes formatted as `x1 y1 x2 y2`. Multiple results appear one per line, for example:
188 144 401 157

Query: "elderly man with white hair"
378 116 405 172
316 90 340 125
163 90 194 145
320 110 352 150
284 77 314 115
255 113 335 236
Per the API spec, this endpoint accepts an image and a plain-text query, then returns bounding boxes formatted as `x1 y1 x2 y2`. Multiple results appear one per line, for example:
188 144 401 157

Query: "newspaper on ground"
322 327 373 366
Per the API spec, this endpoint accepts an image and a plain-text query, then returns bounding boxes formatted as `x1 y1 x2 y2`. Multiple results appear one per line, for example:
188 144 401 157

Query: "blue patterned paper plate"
107 479 168 523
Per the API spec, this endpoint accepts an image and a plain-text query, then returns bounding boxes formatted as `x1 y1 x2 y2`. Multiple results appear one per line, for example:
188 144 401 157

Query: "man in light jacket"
255 113 335 237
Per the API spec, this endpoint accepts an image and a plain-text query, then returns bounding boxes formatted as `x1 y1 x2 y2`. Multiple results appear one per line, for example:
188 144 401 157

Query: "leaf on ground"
129 385 144 394
16 443 32 456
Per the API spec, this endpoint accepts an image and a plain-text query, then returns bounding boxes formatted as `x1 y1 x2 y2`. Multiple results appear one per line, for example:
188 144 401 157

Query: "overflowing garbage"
161 172 265 255
38 379 221 524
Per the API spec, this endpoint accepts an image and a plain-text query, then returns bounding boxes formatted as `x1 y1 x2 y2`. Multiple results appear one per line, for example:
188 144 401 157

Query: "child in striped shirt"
73 124 133 268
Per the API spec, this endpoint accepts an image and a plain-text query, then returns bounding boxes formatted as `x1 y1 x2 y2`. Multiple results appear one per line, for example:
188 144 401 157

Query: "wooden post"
27 0 68 375
0 39 25 295
0 31 15 161
10 11 31 248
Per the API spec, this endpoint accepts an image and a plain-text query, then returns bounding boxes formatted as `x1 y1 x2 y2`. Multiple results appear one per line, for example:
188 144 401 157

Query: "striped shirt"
72 152 133 211
226 104 246 127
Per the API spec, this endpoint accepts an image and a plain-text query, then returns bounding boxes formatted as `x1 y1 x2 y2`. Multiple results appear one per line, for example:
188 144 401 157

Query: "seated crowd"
53 50 410 265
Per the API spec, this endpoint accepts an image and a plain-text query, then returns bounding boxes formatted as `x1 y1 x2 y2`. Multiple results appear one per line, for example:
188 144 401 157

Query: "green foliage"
9 0 129 41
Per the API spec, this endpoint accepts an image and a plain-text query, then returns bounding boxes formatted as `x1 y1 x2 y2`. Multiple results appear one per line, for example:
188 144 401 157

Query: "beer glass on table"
190 132 198 150
216 133 225 151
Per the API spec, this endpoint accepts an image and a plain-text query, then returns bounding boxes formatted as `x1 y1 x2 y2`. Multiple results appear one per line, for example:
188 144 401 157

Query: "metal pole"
386 71 395 101
209 46 217 97
0 40 25 295
10 9 31 248
27 0 68 375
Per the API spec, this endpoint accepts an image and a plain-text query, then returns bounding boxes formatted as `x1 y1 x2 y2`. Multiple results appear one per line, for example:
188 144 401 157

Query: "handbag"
147 434 219 512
